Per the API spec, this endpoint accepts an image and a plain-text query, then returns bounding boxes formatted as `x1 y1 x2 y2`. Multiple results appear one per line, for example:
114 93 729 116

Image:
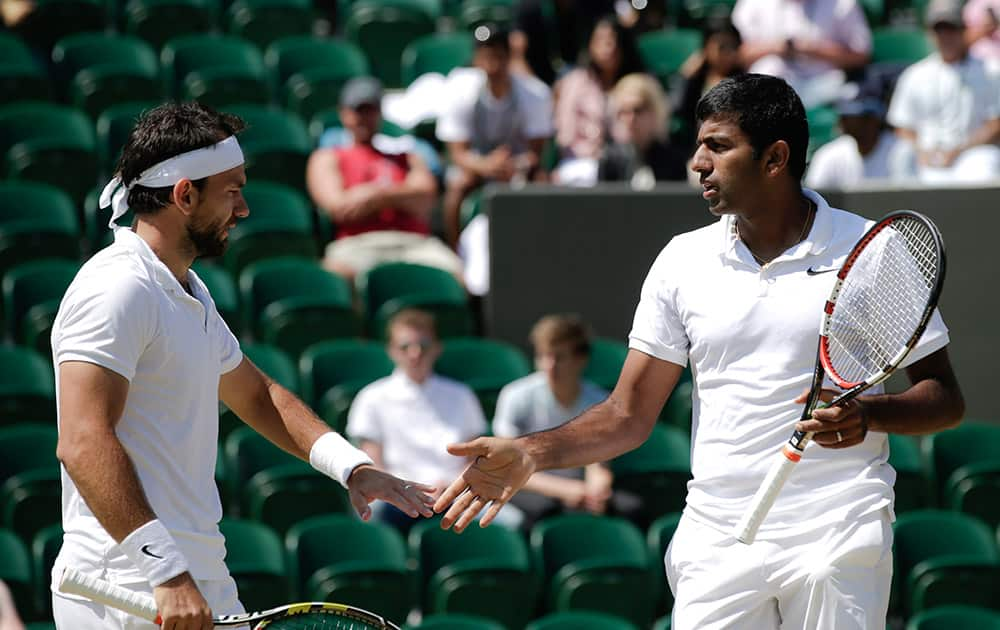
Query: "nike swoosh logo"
140 544 164 559
806 267 838 276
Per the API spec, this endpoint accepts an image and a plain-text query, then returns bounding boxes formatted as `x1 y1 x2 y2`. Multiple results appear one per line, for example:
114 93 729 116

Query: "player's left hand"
345 465 436 521
794 389 870 449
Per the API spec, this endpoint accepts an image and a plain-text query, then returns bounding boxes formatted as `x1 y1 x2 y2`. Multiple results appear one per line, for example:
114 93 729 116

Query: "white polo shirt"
629 190 949 538
804 131 916 189
51 228 243 585
347 371 486 485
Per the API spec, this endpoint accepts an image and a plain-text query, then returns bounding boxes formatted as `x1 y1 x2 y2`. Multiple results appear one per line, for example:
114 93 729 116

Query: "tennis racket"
58 567 400 629
733 210 946 545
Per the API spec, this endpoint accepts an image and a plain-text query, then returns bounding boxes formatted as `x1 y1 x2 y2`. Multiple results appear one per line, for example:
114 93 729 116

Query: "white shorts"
52 574 246 630
324 230 464 277
665 508 892 630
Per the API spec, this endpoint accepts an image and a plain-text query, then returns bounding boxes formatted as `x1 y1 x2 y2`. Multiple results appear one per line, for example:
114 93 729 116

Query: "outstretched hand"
795 389 869 449
433 437 537 532
346 465 436 521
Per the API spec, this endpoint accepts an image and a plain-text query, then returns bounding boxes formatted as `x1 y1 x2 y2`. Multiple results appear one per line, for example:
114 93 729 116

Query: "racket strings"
826 218 938 384
257 611 391 629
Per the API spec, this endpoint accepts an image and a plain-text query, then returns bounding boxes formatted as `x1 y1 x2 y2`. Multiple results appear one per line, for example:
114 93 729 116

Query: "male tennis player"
434 74 965 629
50 102 435 630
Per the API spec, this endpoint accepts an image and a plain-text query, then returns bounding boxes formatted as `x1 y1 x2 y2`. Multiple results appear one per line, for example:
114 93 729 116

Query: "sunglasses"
395 338 435 352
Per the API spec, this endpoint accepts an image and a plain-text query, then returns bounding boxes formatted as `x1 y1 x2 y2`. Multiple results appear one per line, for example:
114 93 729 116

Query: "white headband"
99 135 245 229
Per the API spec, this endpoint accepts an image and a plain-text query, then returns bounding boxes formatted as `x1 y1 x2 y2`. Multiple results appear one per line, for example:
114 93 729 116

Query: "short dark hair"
530 314 592 357
695 73 809 181
115 102 245 215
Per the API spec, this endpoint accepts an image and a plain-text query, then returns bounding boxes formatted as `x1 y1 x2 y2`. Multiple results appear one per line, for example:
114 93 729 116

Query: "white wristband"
118 519 189 588
309 432 374 488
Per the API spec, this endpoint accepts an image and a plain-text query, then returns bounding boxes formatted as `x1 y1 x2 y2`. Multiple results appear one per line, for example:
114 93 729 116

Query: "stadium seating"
218 518 289 610
222 426 302 513
888 433 926 514
31 523 62 618
0 424 60 550
239 257 359 358
2 259 79 354
659 378 693 431
924 421 1000 507
905 605 1000 630
530 514 656 627
217 341 300 439
637 29 702 87
806 106 840 160
372 293 476 342
0 527 34 621
123 0 216 50
161 34 268 106
0 34 52 105
285 514 413 623
408 518 538 628
610 424 691 528
457 0 514 30
400 32 474 86
871 26 931 64
94 101 157 181
0 102 98 205
298 339 393 410
265 35 369 118
243 463 352 536
314 379 368 434
583 337 627 391
226 0 316 49
406 614 507 630
11 0 106 52
946 464 1000 531
223 183 318 278
225 104 312 190
652 615 672 630
0 182 80 283
50 33 162 118
526 611 639 630
646 512 682 615
434 337 532 418
893 510 1000 616
358 262 469 331
191 261 240 334
343 0 439 88
0 348 56 424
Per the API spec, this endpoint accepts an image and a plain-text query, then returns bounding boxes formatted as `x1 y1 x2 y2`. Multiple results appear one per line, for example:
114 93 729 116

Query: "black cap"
340 76 383 109
473 23 510 49
835 95 885 118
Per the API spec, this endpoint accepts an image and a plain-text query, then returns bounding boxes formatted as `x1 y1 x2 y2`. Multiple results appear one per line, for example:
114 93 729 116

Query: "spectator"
346 310 505 534
887 0 1000 185
306 77 463 283
671 15 745 153
437 24 554 249
0 581 24 630
552 15 644 184
963 0 1000 66
805 93 916 188
731 0 872 108
598 73 688 187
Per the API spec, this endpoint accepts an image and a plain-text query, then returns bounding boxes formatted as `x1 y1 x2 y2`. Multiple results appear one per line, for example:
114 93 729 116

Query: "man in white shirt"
433 74 964 630
887 0 1000 184
347 309 491 534
805 94 916 188
50 102 434 630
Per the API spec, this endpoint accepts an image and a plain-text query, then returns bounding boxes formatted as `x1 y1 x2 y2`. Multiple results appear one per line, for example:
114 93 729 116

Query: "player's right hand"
152 572 213 630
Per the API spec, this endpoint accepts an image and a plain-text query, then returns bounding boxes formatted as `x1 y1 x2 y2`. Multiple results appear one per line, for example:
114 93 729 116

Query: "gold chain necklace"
736 200 815 267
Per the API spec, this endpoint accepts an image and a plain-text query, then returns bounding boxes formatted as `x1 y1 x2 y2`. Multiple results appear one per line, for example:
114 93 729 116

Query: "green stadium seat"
637 29 702 86
265 36 369 119
872 26 931 64
610 424 691 528
530 514 656 627
0 181 80 292
31 523 62 618
314 379 368 435
925 421 1000 506
298 339 393 410
221 189 317 280
888 433 926 514
435 337 532 418
0 528 34 621
660 378 693 432
893 510 1000 616
0 103 98 205
123 0 216 50
160 34 267 106
906 605 1000 630
225 105 312 190
646 512 682 616
400 33 474 86
945 462 1000 531
95 101 158 181
408 518 537 628
343 0 439 88
227 0 316 49
859 0 884 27
0 424 58 483
0 34 51 106
2 259 79 354
239 257 359 358
1 468 61 556
218 341 300 443
50 33 162 118
652 614 672 630
0 348 56 424
243 463 351 536
583 338 627 391
806 105 840 160
218 518 289 610
457 0 514 30
285 514 413 622
406 614 506 630
526 611 638 630
222 426 301 512
674 0 736 27
10 0 106 52
358 262 468 332
372 294 475 342
190 261 240 335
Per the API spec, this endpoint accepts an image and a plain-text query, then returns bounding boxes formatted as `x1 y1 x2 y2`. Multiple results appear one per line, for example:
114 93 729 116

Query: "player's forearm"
57 429 157 542
248 380 332 461
862 376 964 436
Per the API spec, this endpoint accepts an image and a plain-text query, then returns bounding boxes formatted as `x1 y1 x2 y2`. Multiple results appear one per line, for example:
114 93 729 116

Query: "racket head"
819 210 946 389
251 602 400 629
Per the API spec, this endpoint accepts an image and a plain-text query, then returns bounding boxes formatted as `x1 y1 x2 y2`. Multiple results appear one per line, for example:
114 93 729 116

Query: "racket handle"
59 567 161 623
733 447 802 544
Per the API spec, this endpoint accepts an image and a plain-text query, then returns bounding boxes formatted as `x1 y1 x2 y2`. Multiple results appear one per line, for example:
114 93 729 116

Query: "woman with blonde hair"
598 73 687 187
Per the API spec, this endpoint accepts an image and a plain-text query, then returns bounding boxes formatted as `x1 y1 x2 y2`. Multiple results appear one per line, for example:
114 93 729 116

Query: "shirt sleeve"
436 78 477 143
53 272 156 381
346 387 382 444
460 386 488 438
213 312 243 375
898 308 950 368
628 241 690 366
521 79 555 140
886 65 920 130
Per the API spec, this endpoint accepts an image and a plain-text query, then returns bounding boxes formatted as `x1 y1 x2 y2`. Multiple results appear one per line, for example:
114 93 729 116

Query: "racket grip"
59 567 161 623
733 448 801 544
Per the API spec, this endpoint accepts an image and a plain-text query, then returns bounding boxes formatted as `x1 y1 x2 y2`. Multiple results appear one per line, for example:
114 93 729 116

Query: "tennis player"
49 102 435 630
434 74 965 629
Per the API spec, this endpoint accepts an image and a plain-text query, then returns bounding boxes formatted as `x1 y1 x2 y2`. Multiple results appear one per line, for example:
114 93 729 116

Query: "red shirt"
333 144 430 238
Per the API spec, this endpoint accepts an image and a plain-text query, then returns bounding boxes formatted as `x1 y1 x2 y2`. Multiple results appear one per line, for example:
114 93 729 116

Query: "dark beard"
186 221 227 258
